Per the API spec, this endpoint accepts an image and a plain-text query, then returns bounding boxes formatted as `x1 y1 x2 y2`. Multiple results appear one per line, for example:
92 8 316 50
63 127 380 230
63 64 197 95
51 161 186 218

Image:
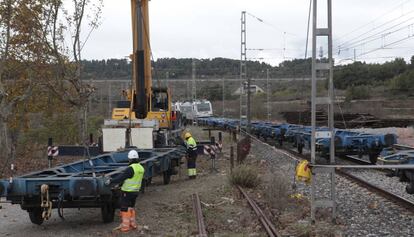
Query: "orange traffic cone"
129 208 138 229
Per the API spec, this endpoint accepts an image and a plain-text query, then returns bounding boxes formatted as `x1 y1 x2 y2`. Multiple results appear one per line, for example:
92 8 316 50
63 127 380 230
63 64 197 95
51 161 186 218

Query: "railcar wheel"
28 208 43 225
163 170 171 185
278 138 283 147
406 182 414 194
369 153 378 164
398 170 409 182
146 177 152 186
384 134 396 147
101 201 115 223
297 143 303 154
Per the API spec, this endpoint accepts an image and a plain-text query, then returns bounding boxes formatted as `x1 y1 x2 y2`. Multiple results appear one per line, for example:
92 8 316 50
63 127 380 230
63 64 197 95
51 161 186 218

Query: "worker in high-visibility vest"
184 132 198 179
105 149 144 232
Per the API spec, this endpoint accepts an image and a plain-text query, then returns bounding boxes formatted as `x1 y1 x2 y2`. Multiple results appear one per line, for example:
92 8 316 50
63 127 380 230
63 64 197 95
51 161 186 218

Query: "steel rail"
237 186 280 237
279 147 414 213
343 155 372 165
191 193 208 237
196 122 414 217
337 170 414 213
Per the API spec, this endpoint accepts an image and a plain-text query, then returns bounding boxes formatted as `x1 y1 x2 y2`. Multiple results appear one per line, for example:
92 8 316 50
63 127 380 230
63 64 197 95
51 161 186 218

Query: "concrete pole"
266 69 270 121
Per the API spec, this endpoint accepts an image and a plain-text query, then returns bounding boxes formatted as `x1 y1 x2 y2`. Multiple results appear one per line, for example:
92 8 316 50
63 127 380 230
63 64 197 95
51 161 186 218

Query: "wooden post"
230 146 234 173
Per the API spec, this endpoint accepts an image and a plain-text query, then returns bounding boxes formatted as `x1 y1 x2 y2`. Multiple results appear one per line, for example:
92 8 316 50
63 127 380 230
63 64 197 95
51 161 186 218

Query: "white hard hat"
128 150 139 160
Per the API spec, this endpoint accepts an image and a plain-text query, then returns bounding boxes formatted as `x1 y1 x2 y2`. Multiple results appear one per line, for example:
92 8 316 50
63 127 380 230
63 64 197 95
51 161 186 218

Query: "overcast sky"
82 0 414 66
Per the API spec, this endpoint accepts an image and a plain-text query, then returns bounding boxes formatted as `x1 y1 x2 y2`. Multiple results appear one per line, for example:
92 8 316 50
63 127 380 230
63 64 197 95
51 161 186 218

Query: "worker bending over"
105 149 145 232
184 132 198 179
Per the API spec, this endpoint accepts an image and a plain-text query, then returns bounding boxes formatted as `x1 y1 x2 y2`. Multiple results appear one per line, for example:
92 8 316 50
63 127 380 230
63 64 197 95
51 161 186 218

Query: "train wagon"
0 147 186 225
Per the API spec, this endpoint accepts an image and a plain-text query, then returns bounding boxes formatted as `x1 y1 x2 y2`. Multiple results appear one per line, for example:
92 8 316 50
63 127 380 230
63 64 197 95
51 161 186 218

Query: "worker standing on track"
184 132 198 179
105 149 144 232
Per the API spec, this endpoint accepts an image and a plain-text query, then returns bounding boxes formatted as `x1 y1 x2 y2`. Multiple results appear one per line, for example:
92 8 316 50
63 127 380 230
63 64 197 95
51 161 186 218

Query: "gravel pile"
248 137 414 236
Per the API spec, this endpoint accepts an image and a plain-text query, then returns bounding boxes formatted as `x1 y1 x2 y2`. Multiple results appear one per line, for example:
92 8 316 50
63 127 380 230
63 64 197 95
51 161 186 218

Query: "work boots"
129 208 138 229
116 211 130 232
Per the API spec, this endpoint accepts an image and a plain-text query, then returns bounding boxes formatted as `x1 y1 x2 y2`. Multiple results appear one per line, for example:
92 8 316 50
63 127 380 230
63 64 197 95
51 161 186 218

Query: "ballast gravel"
249 138 414 236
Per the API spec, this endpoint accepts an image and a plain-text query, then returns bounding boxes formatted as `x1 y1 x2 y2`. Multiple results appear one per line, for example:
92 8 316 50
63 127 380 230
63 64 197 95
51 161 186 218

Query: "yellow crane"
103 0 178 151
112 0 172 129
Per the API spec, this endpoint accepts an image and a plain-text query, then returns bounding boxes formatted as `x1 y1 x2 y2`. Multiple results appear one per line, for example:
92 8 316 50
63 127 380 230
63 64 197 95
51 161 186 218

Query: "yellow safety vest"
187 137 197 151
121 163 145 192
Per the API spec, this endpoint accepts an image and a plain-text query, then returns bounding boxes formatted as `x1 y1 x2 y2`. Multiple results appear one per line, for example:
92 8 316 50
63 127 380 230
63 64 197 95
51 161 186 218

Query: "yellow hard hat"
184 132 192 139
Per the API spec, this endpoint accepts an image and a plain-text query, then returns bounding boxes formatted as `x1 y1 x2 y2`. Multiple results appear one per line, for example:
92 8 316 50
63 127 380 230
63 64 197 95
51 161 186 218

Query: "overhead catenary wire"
357 33 414 58
245 12 298 37
336 0 412 43
338 17 414 52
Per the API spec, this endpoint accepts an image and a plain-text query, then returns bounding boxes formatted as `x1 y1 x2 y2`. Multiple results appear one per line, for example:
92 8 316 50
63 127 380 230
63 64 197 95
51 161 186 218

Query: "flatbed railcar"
198 117 414 195
197 117 397 163
378 144 414 194
0 147 186 225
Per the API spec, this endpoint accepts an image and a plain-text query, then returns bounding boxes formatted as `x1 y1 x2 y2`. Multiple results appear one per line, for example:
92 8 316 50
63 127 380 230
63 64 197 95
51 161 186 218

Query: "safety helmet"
128 150 139 160
184 132 192 139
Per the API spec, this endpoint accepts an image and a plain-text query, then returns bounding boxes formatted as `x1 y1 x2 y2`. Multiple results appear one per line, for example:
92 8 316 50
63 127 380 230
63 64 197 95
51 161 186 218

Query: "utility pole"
266 69 270 121
166 71 169 89
192 58 196 100
108 82 112 117
99 85 103 113
222 77 225 117
240 11 249 132
353 48 356 61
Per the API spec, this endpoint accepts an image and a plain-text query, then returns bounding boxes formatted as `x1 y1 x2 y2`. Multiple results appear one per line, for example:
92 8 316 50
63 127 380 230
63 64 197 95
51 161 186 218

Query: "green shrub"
388 70 414 95
229 164 261 188
345 85 371 101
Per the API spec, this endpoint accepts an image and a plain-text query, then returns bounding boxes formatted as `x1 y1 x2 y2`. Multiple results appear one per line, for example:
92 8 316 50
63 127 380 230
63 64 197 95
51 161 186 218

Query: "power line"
338 20 414 53
337 8 414 50
336 0 411 41
357 34 414 58
245 11 298 37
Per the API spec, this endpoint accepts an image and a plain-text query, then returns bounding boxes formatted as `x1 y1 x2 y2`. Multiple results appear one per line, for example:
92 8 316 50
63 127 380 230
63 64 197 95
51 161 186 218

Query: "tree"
38 0 103 143
0 0 103 176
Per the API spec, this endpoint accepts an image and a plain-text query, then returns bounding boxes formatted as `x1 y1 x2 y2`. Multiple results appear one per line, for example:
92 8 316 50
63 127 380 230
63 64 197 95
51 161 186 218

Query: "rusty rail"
191 193 207 237
237 186 280 237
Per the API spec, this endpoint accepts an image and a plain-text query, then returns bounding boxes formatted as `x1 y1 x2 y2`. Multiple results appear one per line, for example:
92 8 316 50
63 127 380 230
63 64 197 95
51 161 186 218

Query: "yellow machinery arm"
130 0 152 119
111 0 172 129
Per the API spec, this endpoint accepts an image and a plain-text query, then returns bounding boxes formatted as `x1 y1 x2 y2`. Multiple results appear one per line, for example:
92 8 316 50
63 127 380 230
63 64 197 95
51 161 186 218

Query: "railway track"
201 124 414 212
191 189 280 237
238 186 280 237
277 145 414 213
191 193 207 237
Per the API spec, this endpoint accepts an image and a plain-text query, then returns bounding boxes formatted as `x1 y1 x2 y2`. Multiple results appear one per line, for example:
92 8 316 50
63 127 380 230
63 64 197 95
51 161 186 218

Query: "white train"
174 100 213 121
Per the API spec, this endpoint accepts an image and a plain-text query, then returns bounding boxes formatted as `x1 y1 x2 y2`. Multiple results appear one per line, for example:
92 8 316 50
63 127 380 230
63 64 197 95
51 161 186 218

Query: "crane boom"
131 0 151 119
103 0 181 150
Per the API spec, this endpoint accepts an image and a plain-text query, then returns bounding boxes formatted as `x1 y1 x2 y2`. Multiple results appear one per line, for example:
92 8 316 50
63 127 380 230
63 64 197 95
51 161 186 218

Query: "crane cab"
111 87 172 129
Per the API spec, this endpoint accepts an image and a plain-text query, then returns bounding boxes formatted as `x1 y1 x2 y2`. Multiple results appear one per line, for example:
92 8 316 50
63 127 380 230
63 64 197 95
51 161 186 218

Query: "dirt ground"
0 126 344 237
0 128 267 237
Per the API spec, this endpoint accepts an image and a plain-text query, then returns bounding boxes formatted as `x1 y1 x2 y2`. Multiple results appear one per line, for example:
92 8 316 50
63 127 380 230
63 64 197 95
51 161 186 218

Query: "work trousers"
120 191 139 212
187 151 197 177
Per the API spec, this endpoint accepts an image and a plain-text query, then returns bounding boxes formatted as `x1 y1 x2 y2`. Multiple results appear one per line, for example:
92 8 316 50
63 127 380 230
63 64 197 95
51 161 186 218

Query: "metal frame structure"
0 148 186 224
240 11 249 132
311 0 336 222
192 58 197 100
266 69 270 121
